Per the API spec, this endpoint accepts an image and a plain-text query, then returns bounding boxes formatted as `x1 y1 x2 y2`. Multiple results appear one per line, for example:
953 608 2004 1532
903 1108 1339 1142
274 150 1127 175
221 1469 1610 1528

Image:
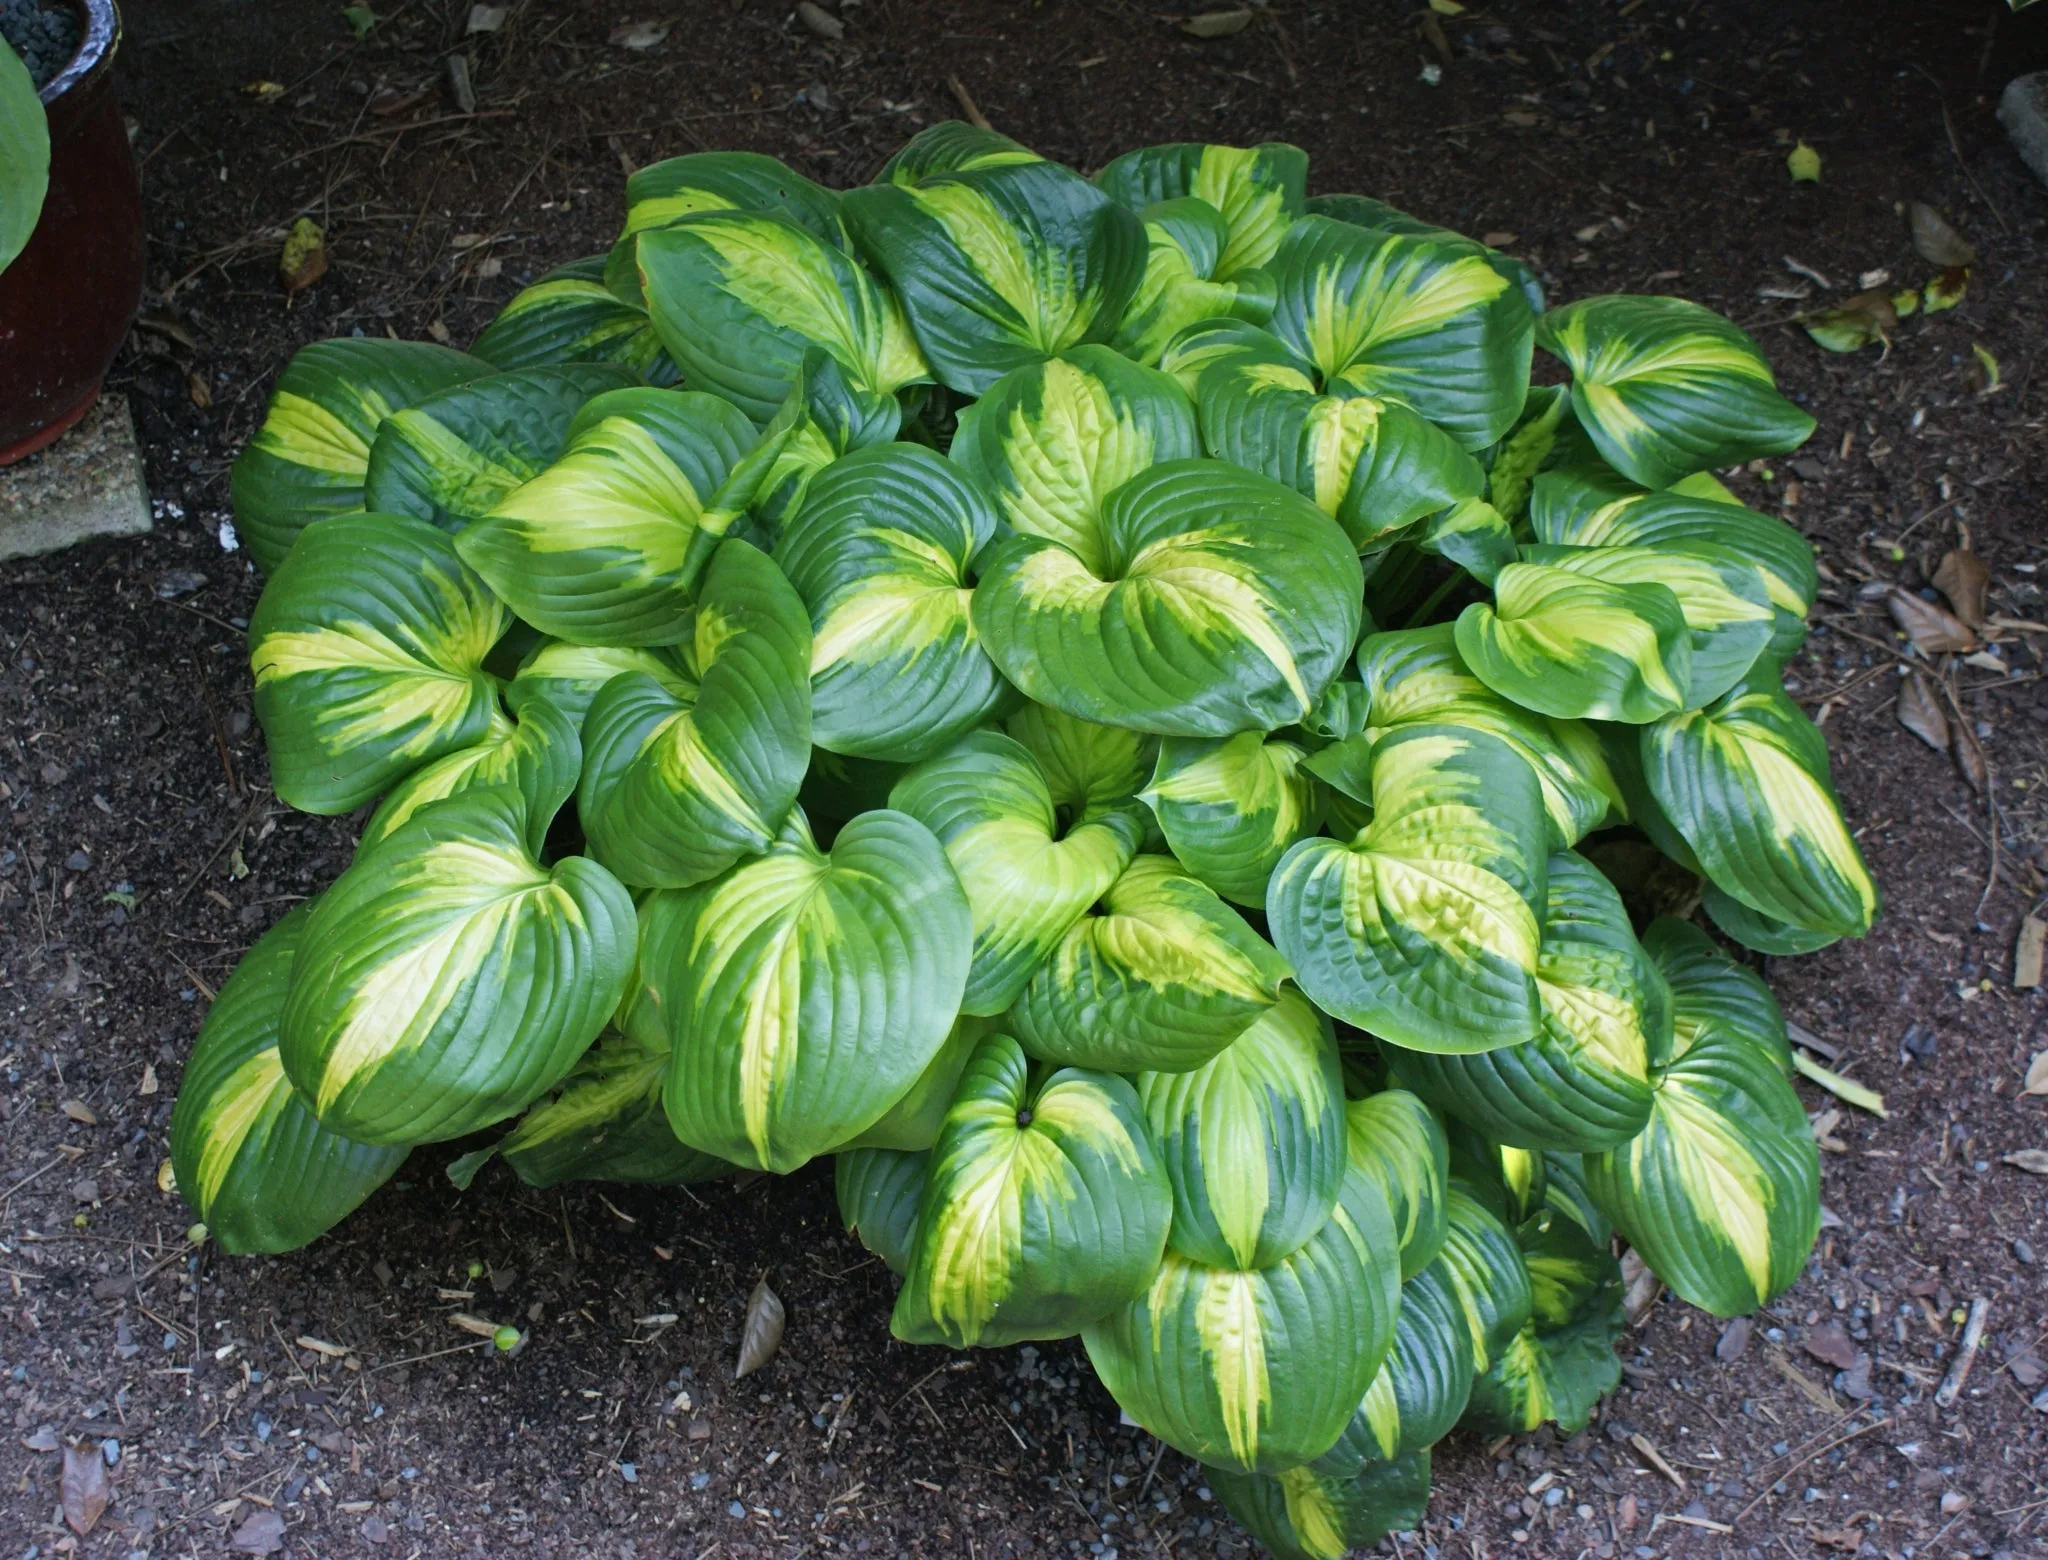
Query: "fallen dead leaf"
1952 715 1987 795
188 372 213 410
1896 670 1949 751
243 79 286 101
230 1507 287 1555
1810 1106 1847 1153
139 1062 158 1096
796 0 844 38
1182 8 1254 36
735 1276 785 1379
1925 266 1969 313
61 1442 110 1535
2010 1353 2046 1388
2023 1049 2048 1095
1909 201 1977 269
1813 1528 1864 1553
1886 587 1976 654
61 1098 97 1125
2004 1149 2048 1175
466 3 505 32
1804 1321 1860 1370
607 19 670 49
1933 549 1991 628
1802 289 1896 353
278 218 327 293
1619 1246 1663 1327
1617 1493 1639 1533
1716 1316 1753 1362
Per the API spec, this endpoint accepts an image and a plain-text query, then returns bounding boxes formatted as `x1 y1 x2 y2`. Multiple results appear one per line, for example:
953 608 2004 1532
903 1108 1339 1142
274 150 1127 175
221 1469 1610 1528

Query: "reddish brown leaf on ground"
1804 1322 1859 1370
1932 549 1991 628
735 1277 785 1379
230 1507 286 1554
60 1443 109 1535
1897 671 1949 751
1886 588 1976 653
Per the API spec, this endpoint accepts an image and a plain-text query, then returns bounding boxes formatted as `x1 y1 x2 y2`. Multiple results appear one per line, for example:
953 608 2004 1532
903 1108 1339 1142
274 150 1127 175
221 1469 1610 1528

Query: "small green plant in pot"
170 124 1875 1559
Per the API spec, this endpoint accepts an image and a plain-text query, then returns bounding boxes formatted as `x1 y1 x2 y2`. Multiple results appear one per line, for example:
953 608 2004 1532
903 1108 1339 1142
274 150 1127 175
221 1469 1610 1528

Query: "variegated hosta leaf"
775 442 1011 762
1269 723 1547 1053
835 1146 929 1275
578 540 812 888
1315 1259 1474 1472
1096 141 1308 281
1083 1158 1402 1475
168 907 407 1254
620 150 849 250
1142 731 1320 907
1308 191 1545 314
974 459 1364 737
636 211 929 424
1137 989 1346 1270
1387 851 1668 1152
892 1034 1171 1348
248 512 509 814
469 256 680 383
456 389 761 647
1642 916 1789 1072
1642 667 1878 938
1585 1022 1820 1316
1266 215 1536 451
1109 197 1277 366
1433 1183 1535 1376
1454 558 1692 724
1537 294 1817 488
880 120 1043 185
840 1013 995 1153
362 363 639 536
1357 624 1619 848
1342 1089 1450 1280
1164 320 1485 553
1463 1242 1624 1438
1529 472 1819 659
1446 1127 1551 1227
1004 702 1157 823
949 345 1200 577
658 807 973 1173
890 731 1147 1015
1521 541 1774 710
1518 1155 1620 1329
1011 856 1290 1075
1421 497 1518 585
506 640 696 729
279 787 635 1145
230 338 491 574
358 692 580 860
1212 1452 1432 1560
842 160 1148 395
1483 382 1571 525
1702 881 1842 956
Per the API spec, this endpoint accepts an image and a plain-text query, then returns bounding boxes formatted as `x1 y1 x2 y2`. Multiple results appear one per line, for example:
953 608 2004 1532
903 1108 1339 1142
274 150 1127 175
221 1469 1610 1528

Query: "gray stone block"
2001 71 2048 191
0 394 152 561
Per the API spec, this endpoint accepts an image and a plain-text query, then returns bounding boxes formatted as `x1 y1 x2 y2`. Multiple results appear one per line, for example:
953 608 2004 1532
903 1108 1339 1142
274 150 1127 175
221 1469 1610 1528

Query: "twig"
948 73 992 130
367 1340 490 1373
1935 1297 1991 1408
1732 1416 1893 1527
1136 1436 1169 1503
1630 1432 1685 1489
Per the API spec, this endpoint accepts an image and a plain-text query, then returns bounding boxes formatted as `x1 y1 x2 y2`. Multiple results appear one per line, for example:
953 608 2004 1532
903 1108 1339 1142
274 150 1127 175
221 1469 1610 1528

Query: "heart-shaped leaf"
1143 731 1322 906
469 255 680 383
1342 1088 1451 1281
1213 1451 1433 1560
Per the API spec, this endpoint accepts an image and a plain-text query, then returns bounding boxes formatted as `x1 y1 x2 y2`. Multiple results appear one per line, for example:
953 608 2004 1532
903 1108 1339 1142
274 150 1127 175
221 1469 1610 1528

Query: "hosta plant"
171 123 1874 1559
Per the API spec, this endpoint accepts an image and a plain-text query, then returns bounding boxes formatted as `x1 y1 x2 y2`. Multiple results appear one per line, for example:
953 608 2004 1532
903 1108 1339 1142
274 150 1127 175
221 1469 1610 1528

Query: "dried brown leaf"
735 1276 785 1379
230 1507 287 1555
1885 587 1976 654
1618 1247 1663 1327
1932 549 1991 628
2005 1148 2048 1175
1182 8 1254 37
796 1 844 39
2024 1050 2048 1095
1952 716 1987 795
61 1443 109 1534
2011 1353 2047 1388
61 1098 97 1125
1909 201 1977 269
606 19 670 49
1715 1316 1753 1362
1896 670 1949 752
1804 1321 1860 1370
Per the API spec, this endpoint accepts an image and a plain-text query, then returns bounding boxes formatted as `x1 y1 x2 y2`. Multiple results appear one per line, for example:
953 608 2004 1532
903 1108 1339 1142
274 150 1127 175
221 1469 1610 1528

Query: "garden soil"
4 1 2048 1556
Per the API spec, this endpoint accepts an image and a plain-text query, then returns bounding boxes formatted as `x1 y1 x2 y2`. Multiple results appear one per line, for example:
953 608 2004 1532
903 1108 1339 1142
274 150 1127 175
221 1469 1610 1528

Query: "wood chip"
448 1313 503 1340
796 1 844 39
1630 1431 1686 1489
2004 1148 2048 1175
1182 8 1254 36
2015 915 2046 989
1934 1297 1990 1407
2024 1050 2048 1096
295 1336 348 1357
61 1099 97 1125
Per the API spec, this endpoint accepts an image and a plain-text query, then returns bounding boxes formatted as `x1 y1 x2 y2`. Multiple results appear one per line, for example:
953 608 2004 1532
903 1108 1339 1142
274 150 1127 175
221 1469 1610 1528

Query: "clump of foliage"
170 125 1874 1557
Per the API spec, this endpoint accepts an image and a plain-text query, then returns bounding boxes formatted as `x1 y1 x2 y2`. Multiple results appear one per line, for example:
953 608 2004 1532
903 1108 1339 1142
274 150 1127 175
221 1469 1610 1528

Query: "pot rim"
37 0 118 107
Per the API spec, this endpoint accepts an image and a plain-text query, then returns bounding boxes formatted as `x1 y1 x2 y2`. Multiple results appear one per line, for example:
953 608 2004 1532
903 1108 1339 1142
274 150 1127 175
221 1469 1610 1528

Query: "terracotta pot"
0 0 145 465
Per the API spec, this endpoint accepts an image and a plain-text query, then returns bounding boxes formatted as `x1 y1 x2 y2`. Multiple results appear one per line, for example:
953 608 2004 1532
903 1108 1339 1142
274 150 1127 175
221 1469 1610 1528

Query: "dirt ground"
4 1 2048 1556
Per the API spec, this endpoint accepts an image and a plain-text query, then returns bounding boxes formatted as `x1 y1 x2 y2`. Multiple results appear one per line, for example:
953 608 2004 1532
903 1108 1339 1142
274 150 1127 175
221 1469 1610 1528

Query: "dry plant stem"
1935 1298 1991 1408
1732 1416 1894 1527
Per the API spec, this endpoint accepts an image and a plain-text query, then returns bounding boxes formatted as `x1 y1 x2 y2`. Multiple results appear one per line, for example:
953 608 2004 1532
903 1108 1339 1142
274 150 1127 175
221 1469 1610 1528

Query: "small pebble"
727 1500 746 1519
690 1472 711 1490
620 1462 638 1484
64 850 90 872
2015 1237 2036 1266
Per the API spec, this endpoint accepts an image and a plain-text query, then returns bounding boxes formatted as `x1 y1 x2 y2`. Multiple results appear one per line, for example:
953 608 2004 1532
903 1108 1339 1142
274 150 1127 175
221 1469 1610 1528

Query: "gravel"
1 0 80 90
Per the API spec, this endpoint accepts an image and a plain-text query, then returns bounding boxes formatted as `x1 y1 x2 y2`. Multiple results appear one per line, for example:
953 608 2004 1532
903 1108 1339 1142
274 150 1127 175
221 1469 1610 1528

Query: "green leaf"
1537 295 1816 488
1483 382 1571 524
1642 667 1878 937
842 160 1148 395
1266 215 1536 451
1434 1182 1535 1375
1454 559 1693 723
636 211 929 424
1142 731 1321 906
1787 141 1822 182
1388 851 1666 1152
659 807 973 1173
1004 702 1158 823
1083 1156 1402 1475
1642 916 1790 1073
577 540 812 888
973 459 1363 737
505 639 696 729
1702 882 1842 956
1165 320 1486 553
230 339 493 574
949 345 1200 578
775 442 1013 762
248 512 509 814
168 907 407 1254
1137 988 1347 1269
469 256 681 383
1309 192 1545 314
892 1034 1171 1347
1315 1260 1473 1469
1357 623 1619 847
1464 1287 1624 1435
880 121 1044 185
1109 197 1277 365
456 389 763 647
1269 723 1546 1053
358 690 581 860
1212 1451 1433 1560
0 36 49 278
839 1013 996 1153
279 787 635 1145
835 1146 929 1275
1585 1021 1820 1316
621 150 849 251
1096 141 1308 281
1011 856 1290 1075
889 731 1146 1015
1342 1089 1450 1280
